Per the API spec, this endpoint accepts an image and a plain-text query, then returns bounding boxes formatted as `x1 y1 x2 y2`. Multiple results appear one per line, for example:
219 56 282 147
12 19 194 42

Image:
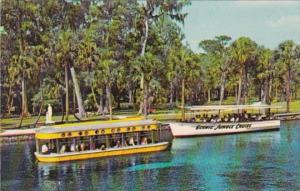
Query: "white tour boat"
169 104 281 138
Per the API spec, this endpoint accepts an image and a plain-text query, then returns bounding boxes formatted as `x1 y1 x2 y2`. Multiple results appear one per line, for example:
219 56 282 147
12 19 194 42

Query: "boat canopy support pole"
105 135 109 148
151 130 154 143
136 132 139 145
56 139 59 153
35 139 39 153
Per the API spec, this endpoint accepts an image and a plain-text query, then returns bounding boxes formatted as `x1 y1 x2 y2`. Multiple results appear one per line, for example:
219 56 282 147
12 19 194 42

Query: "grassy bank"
1 100 299 129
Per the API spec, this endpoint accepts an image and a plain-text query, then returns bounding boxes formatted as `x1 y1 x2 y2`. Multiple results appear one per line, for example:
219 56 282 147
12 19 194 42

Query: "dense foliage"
1 0 300 121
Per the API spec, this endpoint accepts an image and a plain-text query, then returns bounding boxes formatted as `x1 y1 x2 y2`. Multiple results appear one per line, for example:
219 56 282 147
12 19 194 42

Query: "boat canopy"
35 119 159 139
184 104 282 111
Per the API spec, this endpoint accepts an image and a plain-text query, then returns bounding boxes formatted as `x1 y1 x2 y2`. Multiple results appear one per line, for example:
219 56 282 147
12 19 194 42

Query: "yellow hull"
35 142 169 162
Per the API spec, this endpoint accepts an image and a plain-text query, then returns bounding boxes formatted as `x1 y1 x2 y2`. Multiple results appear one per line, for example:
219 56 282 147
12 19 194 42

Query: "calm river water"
1 120 300 191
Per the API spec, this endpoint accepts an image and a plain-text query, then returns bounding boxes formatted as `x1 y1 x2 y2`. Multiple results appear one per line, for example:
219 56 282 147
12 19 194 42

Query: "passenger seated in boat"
223 115 228 122
90 141 95 150
141 137 148 145
41 143 49 154
100 144 106 150
70 143 76 152
235 115 239 122
75 144 79 151
244 113 249 121
60 145 66 154
256 114 262 121
129 137 135 146
114 140 121 148
230 116 235 122
80 143 85 151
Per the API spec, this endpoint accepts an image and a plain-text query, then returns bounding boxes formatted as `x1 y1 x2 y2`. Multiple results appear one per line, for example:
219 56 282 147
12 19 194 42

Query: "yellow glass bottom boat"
34 118 173 162
35 142 169 162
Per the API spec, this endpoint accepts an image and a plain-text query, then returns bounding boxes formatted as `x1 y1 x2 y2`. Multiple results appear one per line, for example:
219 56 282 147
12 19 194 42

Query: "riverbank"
1 112 299 144
2 100 300 129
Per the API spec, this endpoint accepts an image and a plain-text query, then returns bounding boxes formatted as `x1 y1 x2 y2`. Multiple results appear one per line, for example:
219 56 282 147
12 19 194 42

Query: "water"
1 120 300 191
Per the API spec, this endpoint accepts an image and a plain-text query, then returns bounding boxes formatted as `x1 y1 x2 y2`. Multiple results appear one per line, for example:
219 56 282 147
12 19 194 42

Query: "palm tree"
230 37 257 105
275 40 297 112
56 30 72 121
137 0 189 116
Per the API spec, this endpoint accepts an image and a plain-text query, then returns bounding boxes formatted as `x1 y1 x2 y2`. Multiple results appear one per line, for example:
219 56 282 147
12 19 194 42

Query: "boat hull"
35 142 169 162
169 120 280 138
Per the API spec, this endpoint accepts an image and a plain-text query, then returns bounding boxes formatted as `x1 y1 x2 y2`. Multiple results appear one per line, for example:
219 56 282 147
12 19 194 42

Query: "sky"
181 1 300 52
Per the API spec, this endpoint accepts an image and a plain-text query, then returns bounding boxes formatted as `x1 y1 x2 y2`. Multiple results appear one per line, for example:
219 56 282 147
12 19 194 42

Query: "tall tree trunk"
286 70 291 113
19 75 26 128
106 83 112 120
244 69 248 104
275 82 278 101
181 79 185 121
21 73 29 117
128 88 134 106
139 17 149 115
262 80 270 114
169 82 174 106
138 76 144 115
268 78 273 102
219 72 226 105
61 96 65 122
65 64 69 121
207 88 211 103
91 85 100 112
73 86 76 114
99 93 104 114
235 85 238 104
8 94 14 116
70 67 86 118
143 80 148 117
34 91 44 126
237 70 243 105
6 85 13 116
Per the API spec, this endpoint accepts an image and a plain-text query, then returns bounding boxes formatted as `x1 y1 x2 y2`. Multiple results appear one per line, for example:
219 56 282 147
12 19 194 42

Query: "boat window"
38 139 56 155
152 130 159 143
108 133 122 148
123 132 138 146
75 136 91 152
139 131 152 144
57 138 70 154
94 135 107 150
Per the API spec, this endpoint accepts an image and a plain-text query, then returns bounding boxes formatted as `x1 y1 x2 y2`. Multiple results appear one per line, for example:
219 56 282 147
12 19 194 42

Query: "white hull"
169 120 280 138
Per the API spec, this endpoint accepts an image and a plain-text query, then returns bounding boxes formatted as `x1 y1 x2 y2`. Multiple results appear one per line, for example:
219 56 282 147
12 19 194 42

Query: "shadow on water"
1 120 300 190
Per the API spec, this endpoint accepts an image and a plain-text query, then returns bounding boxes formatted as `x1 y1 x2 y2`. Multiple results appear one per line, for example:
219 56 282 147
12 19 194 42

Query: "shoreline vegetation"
1 1 300 129
1 100 299 130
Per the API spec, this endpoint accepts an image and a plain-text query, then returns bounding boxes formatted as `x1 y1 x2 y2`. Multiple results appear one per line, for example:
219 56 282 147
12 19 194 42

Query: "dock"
0 129 37 143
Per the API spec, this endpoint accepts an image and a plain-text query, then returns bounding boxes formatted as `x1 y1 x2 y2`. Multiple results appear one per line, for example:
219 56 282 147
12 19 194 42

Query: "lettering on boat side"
196 124 251 130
